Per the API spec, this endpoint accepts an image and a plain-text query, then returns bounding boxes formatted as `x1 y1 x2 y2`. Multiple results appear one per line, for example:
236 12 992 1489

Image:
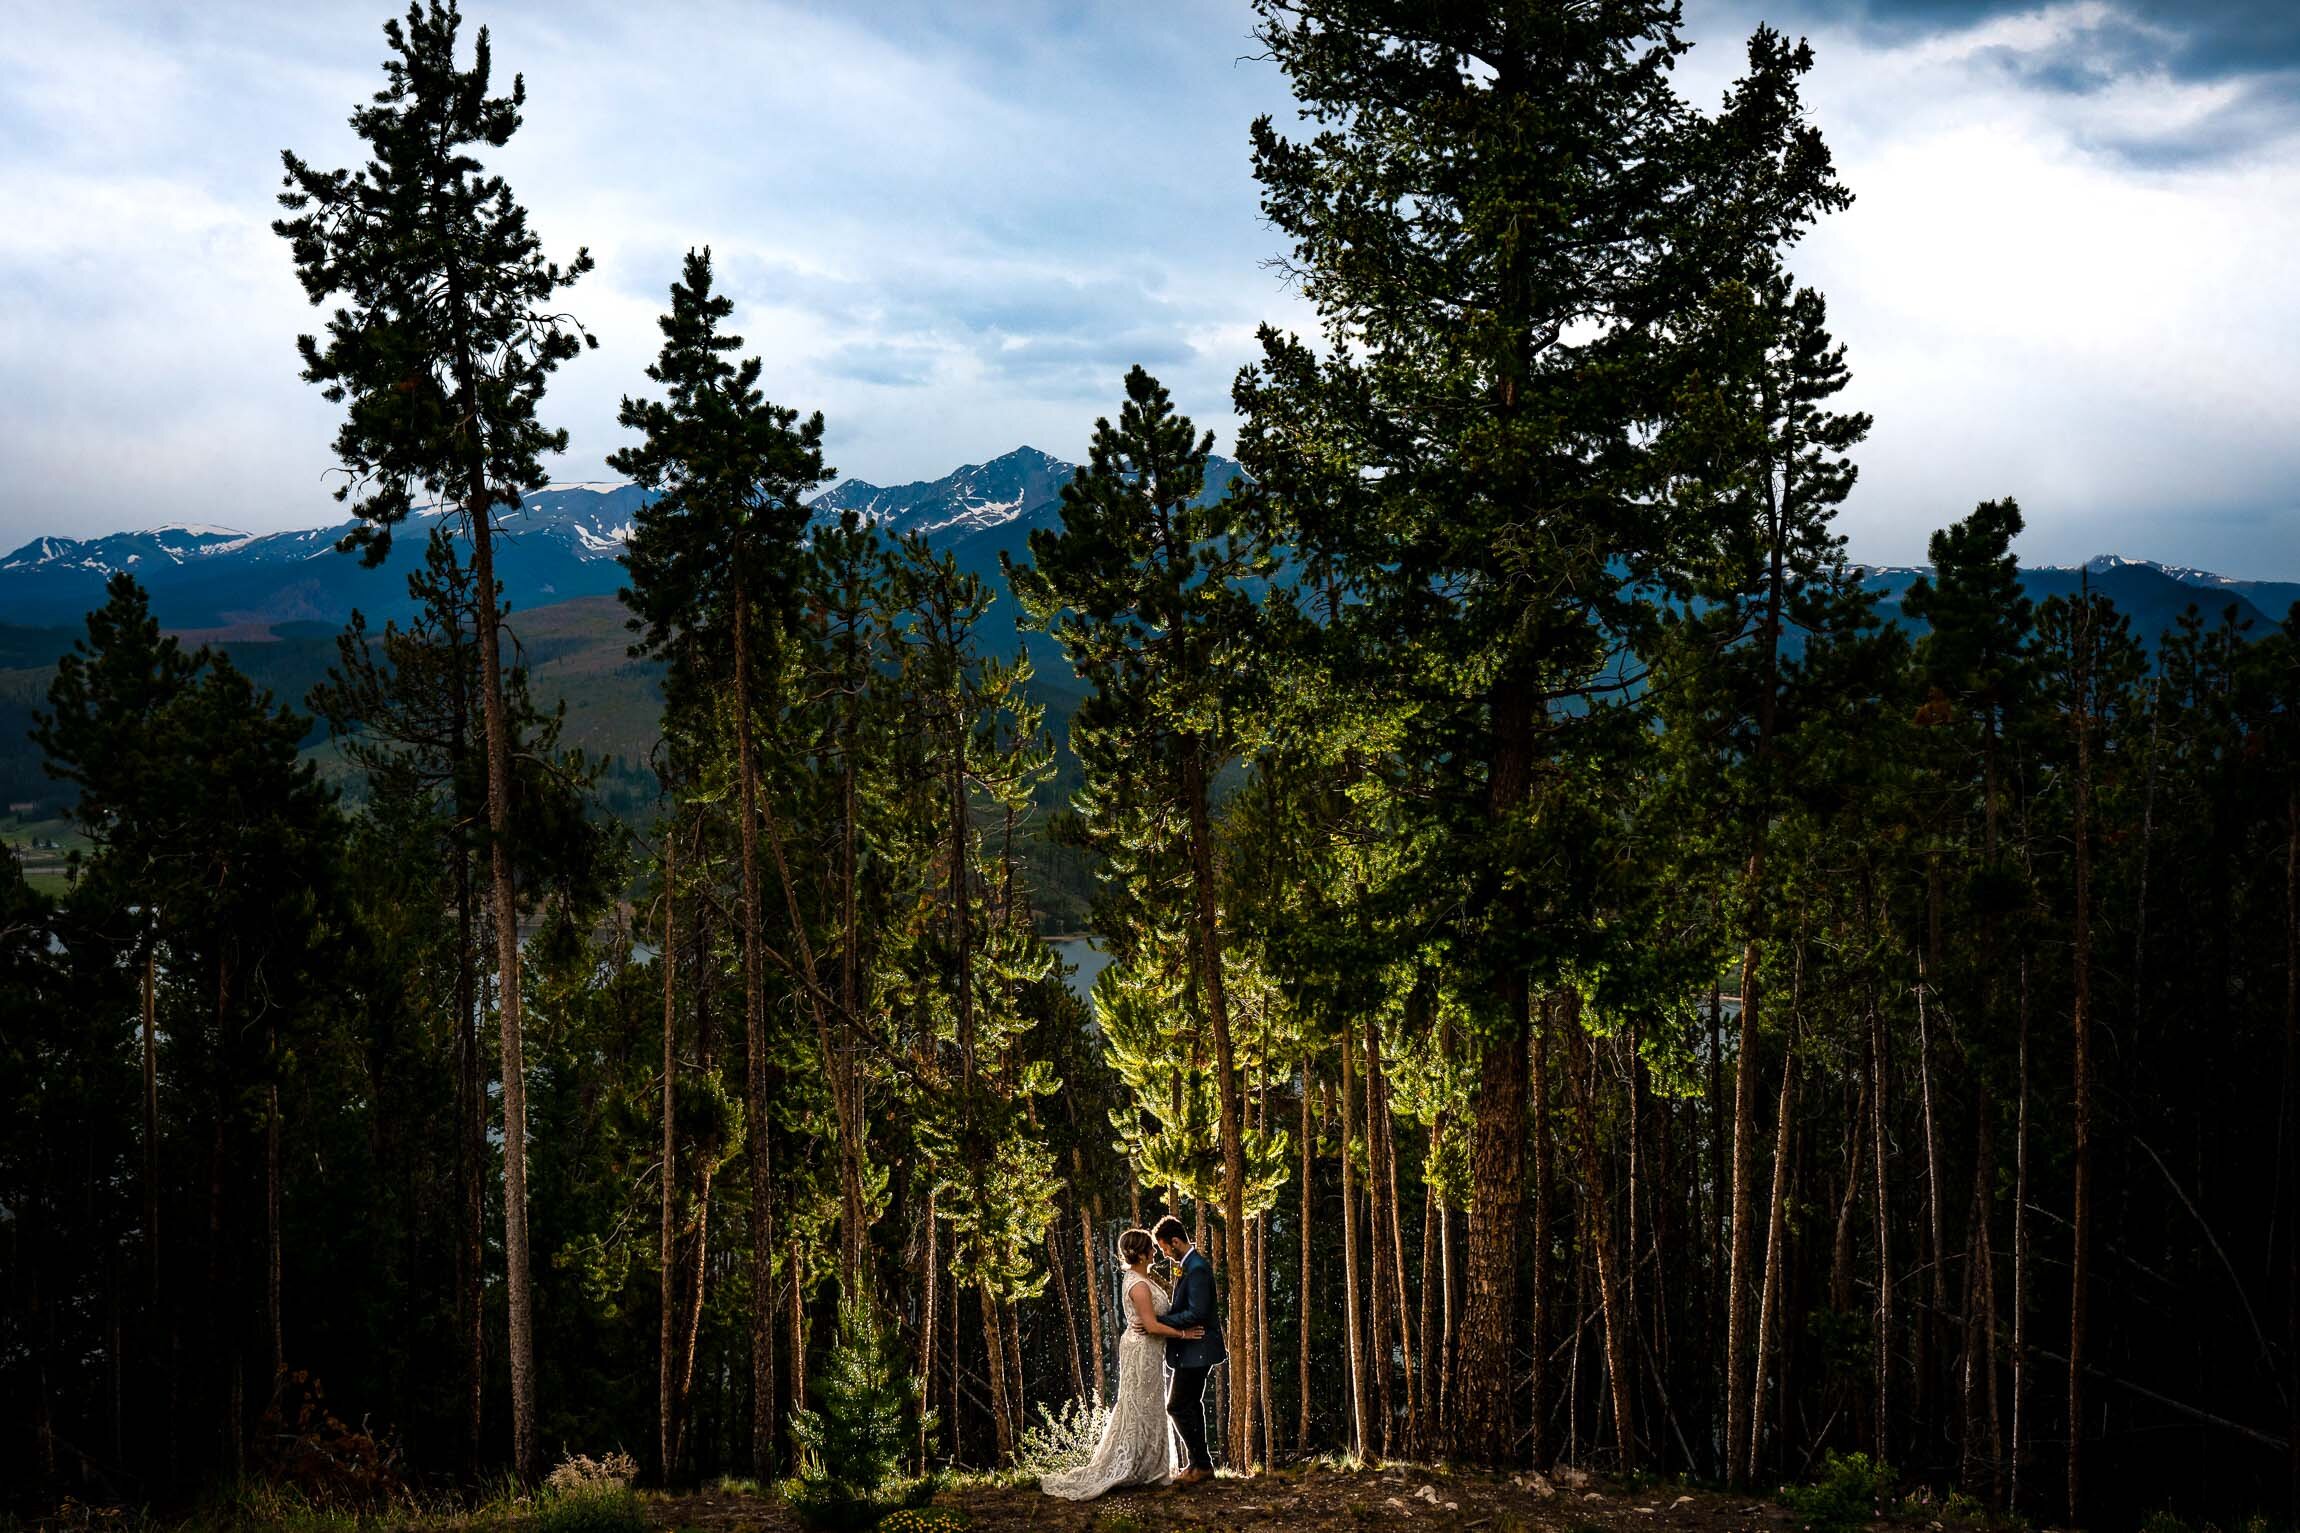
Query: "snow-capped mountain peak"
809 445 1079 539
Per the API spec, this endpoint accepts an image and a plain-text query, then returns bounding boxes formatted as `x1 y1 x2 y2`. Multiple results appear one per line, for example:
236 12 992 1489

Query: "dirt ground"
648 1462 1867 1532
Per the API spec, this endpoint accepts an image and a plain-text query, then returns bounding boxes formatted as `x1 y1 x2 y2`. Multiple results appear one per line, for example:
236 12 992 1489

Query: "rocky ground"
646 1461 1930 1532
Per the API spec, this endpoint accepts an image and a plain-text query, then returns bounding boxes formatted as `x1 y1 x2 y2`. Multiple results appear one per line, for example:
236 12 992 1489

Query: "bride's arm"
1128 1279 1203 1339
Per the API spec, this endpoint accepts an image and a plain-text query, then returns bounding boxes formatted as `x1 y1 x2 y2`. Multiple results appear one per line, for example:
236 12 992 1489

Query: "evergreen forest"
7 4 2300 1530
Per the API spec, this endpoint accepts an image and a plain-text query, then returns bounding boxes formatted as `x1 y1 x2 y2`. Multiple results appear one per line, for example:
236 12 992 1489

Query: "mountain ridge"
4 449 2292 639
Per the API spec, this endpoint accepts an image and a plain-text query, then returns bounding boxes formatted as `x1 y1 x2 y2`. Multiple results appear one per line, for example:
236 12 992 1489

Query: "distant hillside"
1860 553 2300 647
0 485 646 633
5 451 2291 818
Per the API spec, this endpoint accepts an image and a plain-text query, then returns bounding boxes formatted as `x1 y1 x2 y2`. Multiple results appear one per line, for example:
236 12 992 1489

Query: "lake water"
1048 934 1110 1008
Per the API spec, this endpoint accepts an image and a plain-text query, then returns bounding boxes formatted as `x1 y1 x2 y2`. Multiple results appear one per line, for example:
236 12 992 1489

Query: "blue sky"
2 1 2296 575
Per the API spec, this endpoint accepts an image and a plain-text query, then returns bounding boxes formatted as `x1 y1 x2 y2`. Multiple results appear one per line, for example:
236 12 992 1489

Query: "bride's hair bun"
1117 1227 1155 1267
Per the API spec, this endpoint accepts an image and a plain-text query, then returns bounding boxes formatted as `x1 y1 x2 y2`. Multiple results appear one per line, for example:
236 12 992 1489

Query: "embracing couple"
1041 1215 1225 1499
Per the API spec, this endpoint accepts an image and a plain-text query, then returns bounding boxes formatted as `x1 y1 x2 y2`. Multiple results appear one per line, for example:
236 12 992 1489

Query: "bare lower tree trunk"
1749 1017 1796 1480
1419 1186 1438 1458
1459 980 1530 1465
1074 1152 1105 1407
463 483 535 1480
1341 1016 1371 1457
1366 1020 1397 1455
732 597 777 1480
1531 997 1553 1468
1917 957 1948 1462
1048 1219 1086 1404
919 1196 938 1468
1180 747 1253 1470
1257 1061 1275 1462
1258 1211 1275 1461
979 1283 1014 1461
1727 920 1762 1487
669 1156 714 1473
2069 614 2098 1525
2286 779 2300 1520
266 1065 282 1395
455 851 483 1474
2012 957 2031 1514
1299 1065 1315 1455
658 845 678 1483
1002 1295 1027 1450
1572 1013 1635 1470
1869 963 1892 1464
1371 1029 1418 1448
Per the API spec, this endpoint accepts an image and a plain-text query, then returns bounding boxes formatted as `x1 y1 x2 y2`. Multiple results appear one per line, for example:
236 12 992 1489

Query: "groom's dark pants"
1168 1363 1214 1471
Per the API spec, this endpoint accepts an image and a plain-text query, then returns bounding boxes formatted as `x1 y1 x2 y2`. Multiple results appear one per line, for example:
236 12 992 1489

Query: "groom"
1153 1214 1225 1484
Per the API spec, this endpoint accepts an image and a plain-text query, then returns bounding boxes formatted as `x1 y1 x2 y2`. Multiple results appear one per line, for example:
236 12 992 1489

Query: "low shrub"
1780 1451 1896 1533
1012 1398 1108 1480
535 1452 643 1533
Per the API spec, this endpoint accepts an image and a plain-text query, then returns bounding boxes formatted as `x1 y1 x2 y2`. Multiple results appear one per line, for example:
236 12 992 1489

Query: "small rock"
1671 1495 1696 1508
1385 1494 1412 1514
1415 1484 1442 1503
1584 1490 1604 1501
1525 1472 1558 1499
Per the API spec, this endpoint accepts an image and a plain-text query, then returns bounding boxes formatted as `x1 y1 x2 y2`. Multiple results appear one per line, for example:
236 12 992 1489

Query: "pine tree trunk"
1459 980 1530 1464
456 466 537 1480
1749 1018 1796 1480
979 1283 1014 1462
1366 1019 1396 1456
1259 1211 1275 1462
1572 1014 1635 1470
1048 1219 1086 1405
670 1159 713 1473
659 842 678 1484
1074 1152 1105 1407
1917 949 1948 1463
920 1195 938 1468
1419 1184 1438 1458
1257 1061 1275 1463
2286 779 2299 1520
787 1237 805 1434
266 1062 282 1396
2012 956 2031 1514
1462 680 1534 1466
1727 922 1763 1487
1003 1295 1027 1450
1371 1029 1418 1448
1299 1064 1314 1455
1531 997 1553 1469
1341 1017 1370 1457
732 595 777 1480
1869 964 1893 1464
142 950 158 1302
457 847 484 1476
1180 747 1253 1470
2069 619 2097 1525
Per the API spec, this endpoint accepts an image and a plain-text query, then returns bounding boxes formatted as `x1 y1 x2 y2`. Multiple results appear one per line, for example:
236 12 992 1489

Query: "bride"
1040 1227 1204 1499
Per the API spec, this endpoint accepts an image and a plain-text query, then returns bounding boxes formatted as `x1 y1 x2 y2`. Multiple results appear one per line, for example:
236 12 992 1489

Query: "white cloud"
2 0 2294 579
1682 0 2300 571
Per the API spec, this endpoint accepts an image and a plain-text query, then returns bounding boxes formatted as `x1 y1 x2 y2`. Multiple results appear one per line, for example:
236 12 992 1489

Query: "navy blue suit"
1159 1247 1227 1368
1159 1246 1224 1470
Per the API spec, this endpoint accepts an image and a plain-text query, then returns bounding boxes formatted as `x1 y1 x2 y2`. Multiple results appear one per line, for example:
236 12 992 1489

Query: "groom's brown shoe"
1176 1468 1212 1485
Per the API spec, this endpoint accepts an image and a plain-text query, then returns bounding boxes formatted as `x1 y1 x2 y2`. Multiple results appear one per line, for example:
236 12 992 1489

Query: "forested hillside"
7 5 2300 1533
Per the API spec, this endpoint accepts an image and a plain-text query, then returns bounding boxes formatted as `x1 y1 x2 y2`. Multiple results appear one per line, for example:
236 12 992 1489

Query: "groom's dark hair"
1152 1215 1188 1247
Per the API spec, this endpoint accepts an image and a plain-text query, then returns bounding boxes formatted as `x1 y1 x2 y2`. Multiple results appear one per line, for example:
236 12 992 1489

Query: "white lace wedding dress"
1040 1270 1181 1499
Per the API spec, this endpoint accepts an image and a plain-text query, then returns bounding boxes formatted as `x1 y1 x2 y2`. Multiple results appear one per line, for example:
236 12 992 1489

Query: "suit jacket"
1158 1247 1227 1369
